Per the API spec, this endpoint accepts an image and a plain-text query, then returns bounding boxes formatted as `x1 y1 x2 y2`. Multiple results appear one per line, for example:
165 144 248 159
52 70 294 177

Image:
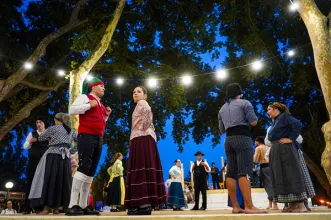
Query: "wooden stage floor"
0 210 331 220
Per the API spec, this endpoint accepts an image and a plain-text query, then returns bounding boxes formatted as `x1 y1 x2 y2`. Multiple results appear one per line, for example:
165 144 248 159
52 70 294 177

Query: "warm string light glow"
216 69 228 80
147 78 158 88
251 60 263 71
86 75 93 81
287 50 295 57
58 70 65 76
0 38 307 87
289 2 300 11
116 77 124 86
24 62 33 70
181 75 193 86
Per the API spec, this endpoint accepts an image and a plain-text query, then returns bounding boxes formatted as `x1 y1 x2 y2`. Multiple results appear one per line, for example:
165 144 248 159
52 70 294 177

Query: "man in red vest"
66 77 111 216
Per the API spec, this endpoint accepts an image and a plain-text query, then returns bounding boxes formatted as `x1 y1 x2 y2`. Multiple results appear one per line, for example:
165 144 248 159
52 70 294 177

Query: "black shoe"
199 207 206 210
175 207 184 211
23 211 31 215
138 207 152 215
82 206 100 215
127 208 139 215
191 206 199 211
111 208 120 212
65 205 84 216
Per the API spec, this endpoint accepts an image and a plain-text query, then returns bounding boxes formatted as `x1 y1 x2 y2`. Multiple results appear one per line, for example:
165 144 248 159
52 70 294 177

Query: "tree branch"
69 0 126 131
0 0 89 103
20 80 64 91
69 0 126 104
0 81 66 141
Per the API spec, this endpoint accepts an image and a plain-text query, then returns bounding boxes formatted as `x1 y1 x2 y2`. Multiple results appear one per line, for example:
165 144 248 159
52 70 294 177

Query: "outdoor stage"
1 190 330 220
0 210 331 220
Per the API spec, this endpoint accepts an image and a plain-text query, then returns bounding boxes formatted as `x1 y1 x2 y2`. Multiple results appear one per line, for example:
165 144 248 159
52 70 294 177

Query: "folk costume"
167 162 185 210
23 117 48 214
67 77 108 216
125 100 166 215
107 159 125 212
218 83 256 182
191 151 210 211
29 113 76 213
267 115 315 203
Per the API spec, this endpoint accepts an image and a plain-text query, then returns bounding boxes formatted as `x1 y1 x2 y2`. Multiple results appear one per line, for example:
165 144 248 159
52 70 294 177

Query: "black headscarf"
35 116 47 127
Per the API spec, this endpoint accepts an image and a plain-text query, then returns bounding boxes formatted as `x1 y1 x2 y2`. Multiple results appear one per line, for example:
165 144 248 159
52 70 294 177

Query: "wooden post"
221 157 225 182
181 162 184 190
190 161 194 188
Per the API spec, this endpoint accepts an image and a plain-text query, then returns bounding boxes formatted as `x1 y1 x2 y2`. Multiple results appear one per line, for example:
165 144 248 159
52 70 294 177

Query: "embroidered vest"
78 94 107 137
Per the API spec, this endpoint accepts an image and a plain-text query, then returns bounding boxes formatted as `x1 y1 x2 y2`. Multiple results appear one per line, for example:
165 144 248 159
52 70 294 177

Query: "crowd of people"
9 78 315 215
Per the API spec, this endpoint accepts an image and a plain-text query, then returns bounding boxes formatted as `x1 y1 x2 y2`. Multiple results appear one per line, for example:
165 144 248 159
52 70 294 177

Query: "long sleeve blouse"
38 125 77 146
267 113 301 142
169 165 182 179
107 159 124 177
130 100 156 142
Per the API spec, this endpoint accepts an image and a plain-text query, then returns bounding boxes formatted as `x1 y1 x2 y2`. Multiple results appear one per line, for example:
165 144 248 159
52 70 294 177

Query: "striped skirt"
270 142 310 203
124 135 166 208
167 180 185 208
297 149 315 198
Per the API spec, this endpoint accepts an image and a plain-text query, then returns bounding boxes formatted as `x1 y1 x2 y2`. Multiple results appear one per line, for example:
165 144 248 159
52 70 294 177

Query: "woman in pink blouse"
124 86 166 215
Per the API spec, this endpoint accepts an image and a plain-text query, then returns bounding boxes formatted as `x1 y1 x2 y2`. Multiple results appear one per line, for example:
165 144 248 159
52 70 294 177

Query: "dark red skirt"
124 135 166 208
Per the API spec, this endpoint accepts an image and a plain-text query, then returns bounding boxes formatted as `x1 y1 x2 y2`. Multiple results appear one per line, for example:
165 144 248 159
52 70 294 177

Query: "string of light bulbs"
1 1 305 89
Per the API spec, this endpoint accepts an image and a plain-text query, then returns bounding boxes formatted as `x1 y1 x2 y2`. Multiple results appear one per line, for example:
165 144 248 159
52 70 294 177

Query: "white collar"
37 129 45 135
89 93 101 101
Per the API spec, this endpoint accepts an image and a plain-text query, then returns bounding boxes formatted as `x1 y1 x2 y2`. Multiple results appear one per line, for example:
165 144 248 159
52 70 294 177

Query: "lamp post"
5 182 13 199
190 161 194 188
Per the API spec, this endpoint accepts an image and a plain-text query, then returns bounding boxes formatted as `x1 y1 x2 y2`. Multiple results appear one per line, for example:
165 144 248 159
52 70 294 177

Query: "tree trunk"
303 152 331 198
297 0 331 184
0 0 88 103
69 0 126 130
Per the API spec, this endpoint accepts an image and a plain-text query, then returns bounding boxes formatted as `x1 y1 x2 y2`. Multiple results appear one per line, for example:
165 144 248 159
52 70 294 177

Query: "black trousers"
212 179 220 190
77 133 103 177
25 156 43 212
194 178 207 209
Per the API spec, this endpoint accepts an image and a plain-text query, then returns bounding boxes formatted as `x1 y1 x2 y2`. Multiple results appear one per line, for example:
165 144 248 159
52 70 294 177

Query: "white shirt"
23 130 43 150
69 94 93 115
165 179 172 189
1 209 17 214
190 160 210 173
69 94 109 121
169 165 182 179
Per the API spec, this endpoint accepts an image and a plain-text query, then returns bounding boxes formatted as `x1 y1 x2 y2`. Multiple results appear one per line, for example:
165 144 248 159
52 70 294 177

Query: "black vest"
193 161 207 180
29 131 48 159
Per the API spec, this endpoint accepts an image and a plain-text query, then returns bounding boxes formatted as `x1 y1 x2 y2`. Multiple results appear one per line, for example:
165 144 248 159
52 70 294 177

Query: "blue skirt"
167 182 185 207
